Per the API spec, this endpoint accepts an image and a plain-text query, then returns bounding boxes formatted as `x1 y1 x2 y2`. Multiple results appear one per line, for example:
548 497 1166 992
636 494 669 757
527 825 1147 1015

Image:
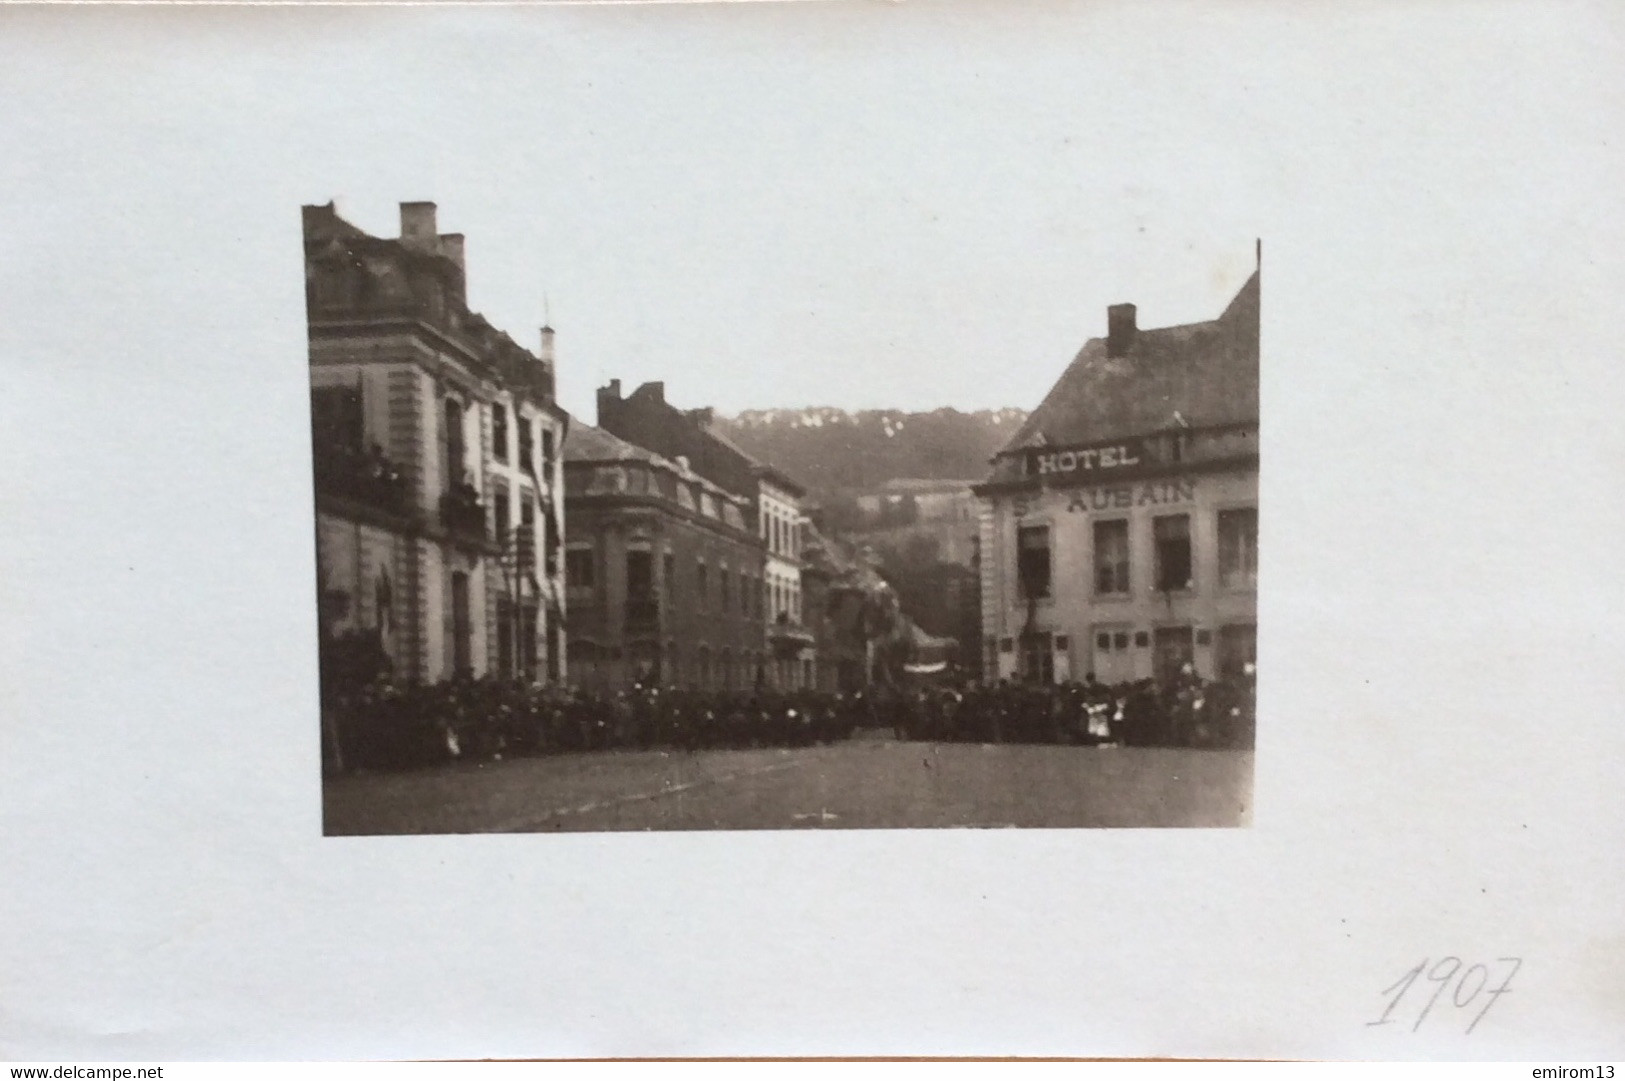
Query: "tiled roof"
996 270 1259 460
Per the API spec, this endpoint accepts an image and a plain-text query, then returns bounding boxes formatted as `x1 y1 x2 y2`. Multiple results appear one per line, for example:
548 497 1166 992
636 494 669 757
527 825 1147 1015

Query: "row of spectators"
889 664 1256 750
322 663 1255 773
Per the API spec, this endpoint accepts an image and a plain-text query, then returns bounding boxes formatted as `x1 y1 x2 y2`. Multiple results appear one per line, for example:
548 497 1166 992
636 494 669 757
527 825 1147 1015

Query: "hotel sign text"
1029 438 1151 478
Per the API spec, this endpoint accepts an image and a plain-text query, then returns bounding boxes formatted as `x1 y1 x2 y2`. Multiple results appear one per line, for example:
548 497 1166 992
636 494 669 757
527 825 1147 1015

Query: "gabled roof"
996 270 1259 460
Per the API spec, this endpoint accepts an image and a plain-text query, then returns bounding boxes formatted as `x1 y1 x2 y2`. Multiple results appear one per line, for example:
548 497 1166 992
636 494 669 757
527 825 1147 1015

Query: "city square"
324 737 1252 835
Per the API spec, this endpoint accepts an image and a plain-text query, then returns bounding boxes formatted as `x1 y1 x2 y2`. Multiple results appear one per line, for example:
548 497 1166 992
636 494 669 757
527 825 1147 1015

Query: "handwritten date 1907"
1367 957 1521 1034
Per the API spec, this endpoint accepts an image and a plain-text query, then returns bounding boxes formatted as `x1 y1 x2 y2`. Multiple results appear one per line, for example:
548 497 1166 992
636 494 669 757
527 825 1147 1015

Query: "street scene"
308 199 1259 834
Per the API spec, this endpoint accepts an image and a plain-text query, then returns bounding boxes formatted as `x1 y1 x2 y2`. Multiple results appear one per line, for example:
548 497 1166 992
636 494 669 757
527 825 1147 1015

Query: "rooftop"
996 269 1259 460
563 420 749 506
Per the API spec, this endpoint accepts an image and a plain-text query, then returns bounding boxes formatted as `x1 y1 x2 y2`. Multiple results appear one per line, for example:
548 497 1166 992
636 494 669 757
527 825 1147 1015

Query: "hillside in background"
714 407 1027 504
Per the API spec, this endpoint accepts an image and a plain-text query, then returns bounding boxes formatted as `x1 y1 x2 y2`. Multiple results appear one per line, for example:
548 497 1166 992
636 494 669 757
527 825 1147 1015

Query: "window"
1017 525 1051 599
450 571 471 676
518 420 534 473
444 398 465 485
311 385 364 454
662 552 675 599
1096 631 1111 651
720 569 733 612
566 546 595 590
493 403 509 462
518 501 535 573
1093 519 1130 595
626 550 653 600
1113 631 1129 650
541 430 555 474
1153 514 1193 592
740 573 752 617
1218 507 1258 590
493 487 510 548
696 562 709 610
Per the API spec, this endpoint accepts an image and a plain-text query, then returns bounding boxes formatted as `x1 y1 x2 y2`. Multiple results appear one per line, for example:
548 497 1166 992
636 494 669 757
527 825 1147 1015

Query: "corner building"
304 201 569 686
974 268 1259 688
563 424 766 692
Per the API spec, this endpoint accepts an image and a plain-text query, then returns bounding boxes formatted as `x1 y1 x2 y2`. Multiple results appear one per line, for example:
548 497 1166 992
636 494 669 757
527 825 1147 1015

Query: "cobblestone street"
323 738 1252 833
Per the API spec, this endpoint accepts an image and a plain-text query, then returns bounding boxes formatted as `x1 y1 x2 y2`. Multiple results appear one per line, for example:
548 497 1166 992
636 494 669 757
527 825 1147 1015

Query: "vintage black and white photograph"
310 196 1259 834
12 0 1622 1063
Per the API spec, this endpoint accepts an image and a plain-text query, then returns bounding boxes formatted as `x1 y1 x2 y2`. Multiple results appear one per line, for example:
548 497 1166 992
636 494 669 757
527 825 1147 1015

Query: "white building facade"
976 269 1259 689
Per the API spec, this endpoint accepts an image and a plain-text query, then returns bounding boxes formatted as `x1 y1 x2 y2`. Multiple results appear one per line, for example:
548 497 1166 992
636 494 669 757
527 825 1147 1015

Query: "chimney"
437 233 465 270
400 201 437 242
687 406 714 427
539 325 556 366
1107 303 1137 358
596 379 622 425
639 381 666 405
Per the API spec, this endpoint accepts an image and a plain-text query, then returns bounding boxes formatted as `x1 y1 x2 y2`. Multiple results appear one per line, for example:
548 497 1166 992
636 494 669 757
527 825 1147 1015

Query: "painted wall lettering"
1032 441 1143 476
1011 480 1194 521
1064 480 1195 513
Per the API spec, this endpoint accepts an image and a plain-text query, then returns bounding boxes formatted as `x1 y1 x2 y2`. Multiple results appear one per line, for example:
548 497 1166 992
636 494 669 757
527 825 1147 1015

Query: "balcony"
769 613 815 657
312 438 411 517
439 483 489 549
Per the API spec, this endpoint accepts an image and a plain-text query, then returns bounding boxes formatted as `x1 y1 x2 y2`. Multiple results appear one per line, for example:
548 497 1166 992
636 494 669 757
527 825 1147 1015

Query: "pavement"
322 737 1253 834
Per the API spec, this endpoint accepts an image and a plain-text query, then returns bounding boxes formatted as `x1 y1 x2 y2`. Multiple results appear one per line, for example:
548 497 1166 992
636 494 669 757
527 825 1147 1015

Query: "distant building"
850 477 981 569
562 423 765 692
800 525 891 693
974 267 1259 687
304 200 568 687
597 380 817 690
855 478 981 524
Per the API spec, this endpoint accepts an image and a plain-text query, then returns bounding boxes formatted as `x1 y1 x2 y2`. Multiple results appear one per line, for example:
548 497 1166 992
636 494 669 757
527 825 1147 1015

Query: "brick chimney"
1107 303 1137 358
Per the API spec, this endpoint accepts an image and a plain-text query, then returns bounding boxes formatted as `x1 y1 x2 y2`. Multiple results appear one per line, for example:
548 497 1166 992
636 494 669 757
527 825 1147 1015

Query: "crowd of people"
322 663 1255 774
887 663 1256 750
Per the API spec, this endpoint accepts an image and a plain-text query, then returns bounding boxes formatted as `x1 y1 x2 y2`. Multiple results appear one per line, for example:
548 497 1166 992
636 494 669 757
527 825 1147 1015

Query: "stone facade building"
975 266 1259 687
562 423 766 691
304 200 569 687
